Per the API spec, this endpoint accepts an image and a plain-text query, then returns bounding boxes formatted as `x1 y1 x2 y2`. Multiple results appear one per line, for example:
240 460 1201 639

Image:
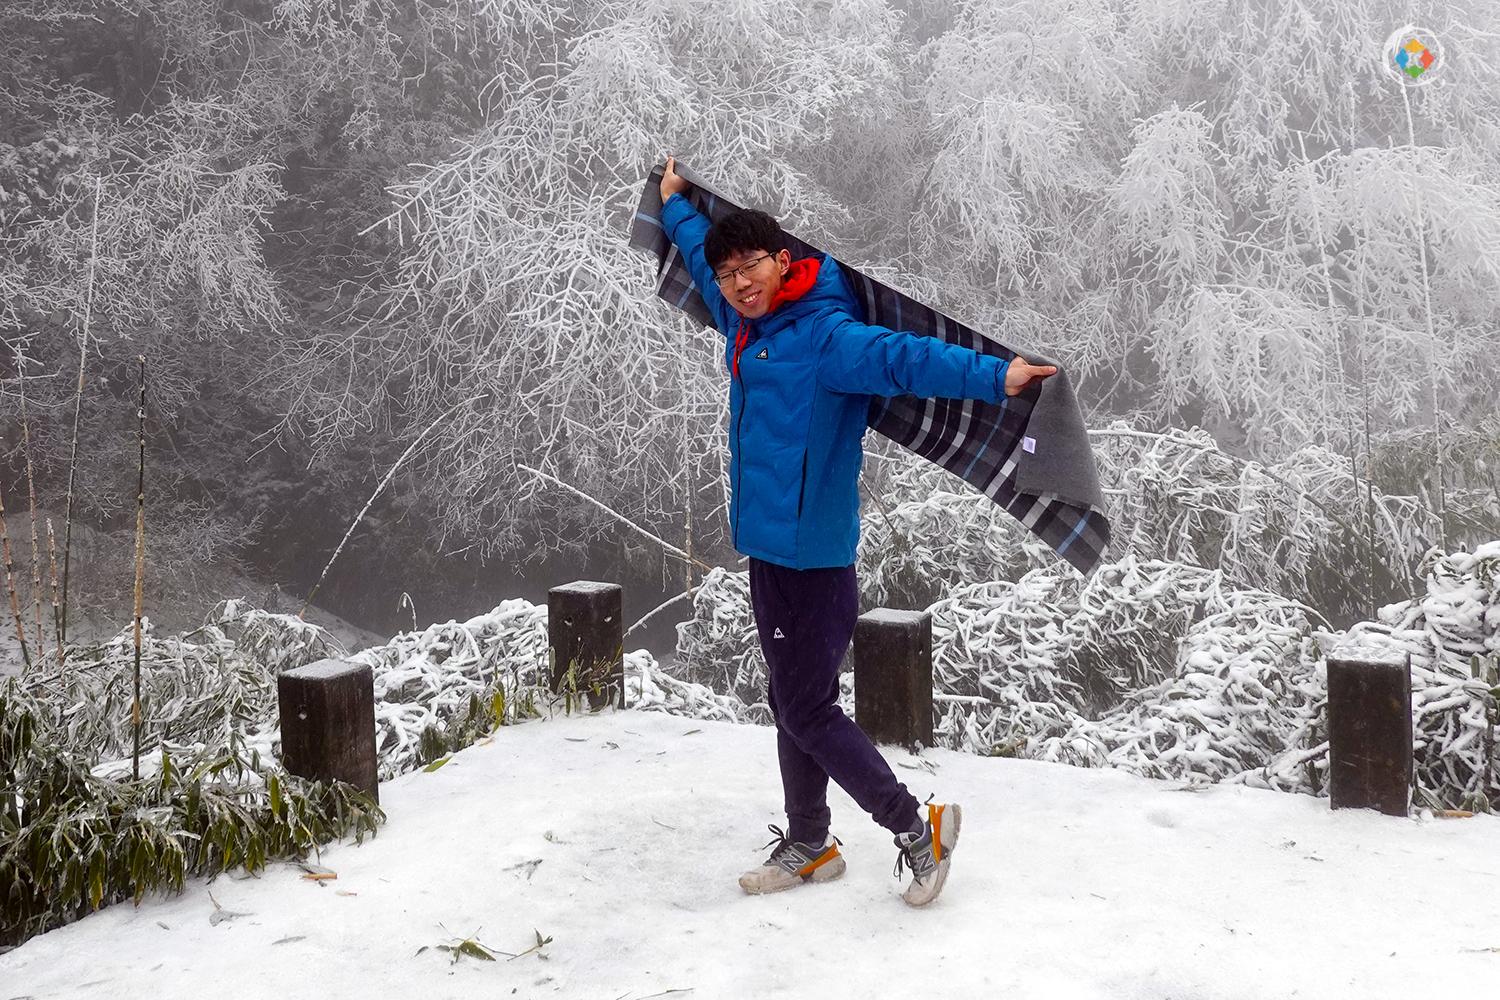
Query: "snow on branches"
349 599 552 777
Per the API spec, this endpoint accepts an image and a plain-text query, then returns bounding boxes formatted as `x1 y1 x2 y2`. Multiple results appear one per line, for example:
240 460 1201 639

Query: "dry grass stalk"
0 483 30 668
46 517 62 667
518 463 713 574
61 175 103 648
1297 131 1371 619
299 393 487 618
1399 84 1447 550
17 358 44 666
132 355 146 781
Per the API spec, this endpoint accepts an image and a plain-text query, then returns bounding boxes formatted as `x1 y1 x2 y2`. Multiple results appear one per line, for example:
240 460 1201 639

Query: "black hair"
703 208 787 272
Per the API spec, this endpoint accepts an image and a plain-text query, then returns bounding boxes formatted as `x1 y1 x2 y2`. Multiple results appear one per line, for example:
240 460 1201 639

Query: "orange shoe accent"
931 805 945 862
796 844 841 877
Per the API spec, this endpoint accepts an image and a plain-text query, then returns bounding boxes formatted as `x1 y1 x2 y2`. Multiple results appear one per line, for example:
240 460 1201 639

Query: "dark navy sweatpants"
748 557 922 845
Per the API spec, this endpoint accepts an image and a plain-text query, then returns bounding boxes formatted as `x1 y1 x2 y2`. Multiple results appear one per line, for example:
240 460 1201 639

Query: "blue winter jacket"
661 193 1010 569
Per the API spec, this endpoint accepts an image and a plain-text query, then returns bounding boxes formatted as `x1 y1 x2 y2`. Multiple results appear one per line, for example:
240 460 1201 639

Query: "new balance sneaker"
892 802 962 907
738 825 846 895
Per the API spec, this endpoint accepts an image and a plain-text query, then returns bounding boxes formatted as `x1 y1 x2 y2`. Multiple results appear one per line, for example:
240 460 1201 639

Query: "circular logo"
1382 24 1443 87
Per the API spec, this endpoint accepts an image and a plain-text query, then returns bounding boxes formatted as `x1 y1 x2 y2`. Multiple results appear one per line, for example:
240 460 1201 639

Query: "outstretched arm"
816 314 1057 400
657 155 733 332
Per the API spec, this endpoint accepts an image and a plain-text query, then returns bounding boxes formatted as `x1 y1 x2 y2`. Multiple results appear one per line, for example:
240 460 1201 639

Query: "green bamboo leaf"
458 939 495 962
422 756 452 773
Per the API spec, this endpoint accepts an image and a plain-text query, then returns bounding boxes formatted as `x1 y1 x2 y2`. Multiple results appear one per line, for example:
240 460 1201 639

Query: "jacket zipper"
732 327 747 548
733 374 745 547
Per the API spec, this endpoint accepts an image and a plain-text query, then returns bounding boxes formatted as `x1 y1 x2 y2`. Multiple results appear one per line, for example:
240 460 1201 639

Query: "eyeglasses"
713 253 775 286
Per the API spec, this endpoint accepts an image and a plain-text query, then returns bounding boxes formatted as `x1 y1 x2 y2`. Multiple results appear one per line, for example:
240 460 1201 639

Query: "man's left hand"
1005 357 1058 396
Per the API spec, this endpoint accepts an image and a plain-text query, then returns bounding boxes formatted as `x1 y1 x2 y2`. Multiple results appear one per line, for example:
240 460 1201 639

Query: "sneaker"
892 802 962 907
738 824 846 895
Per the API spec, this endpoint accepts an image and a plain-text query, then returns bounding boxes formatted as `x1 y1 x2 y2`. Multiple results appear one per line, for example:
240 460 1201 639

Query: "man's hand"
1005 357 1058 396
660 154 689 203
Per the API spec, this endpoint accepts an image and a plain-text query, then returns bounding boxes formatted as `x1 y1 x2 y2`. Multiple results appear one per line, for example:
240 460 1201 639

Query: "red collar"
731 257 821 379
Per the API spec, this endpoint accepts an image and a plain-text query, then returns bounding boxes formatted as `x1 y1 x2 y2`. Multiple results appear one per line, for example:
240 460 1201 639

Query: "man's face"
715 247 791 320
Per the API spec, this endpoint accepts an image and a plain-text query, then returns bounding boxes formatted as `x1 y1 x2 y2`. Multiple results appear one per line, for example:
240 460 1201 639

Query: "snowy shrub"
1246 543 1500 811
15 598 559 782
0 687 380 949
349 599 553 778
661 541 1497 811
925 558 1305 761
1032 590 1326 783
0 594 632 947
854 421 1485 634
671 567 770 718
17 602 331 767
856 445 1051 611
626 650 750 725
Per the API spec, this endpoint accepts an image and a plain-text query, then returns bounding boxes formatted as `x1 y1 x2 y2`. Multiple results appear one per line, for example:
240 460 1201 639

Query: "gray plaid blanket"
629 161 1111 576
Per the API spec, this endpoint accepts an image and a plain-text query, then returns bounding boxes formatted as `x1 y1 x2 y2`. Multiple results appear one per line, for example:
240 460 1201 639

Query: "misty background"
2 0 1498 657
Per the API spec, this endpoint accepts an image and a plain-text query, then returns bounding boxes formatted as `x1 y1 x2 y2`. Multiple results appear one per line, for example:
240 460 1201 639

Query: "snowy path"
5 710 1499 1000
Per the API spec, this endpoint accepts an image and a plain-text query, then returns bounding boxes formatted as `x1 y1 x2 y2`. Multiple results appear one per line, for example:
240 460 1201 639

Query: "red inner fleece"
732 256 822 378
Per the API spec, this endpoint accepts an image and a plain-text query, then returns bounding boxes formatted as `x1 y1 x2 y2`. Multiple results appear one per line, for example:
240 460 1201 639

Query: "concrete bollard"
1326 651 1412 817
852 608 933 750
277 658 379 802
548 581 624 710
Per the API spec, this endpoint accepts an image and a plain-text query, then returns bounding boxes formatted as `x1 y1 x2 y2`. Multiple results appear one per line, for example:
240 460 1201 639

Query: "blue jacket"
661 193 1010 569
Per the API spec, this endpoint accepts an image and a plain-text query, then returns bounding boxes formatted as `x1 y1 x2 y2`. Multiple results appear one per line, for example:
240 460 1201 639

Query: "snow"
4 710 1498 1000
859 608 928 626
551 580 620 595
283 657 367 681
1328 636 1408 664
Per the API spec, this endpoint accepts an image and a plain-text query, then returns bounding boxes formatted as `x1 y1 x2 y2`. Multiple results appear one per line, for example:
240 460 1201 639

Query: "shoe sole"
739 855 847 895
903 803 962 908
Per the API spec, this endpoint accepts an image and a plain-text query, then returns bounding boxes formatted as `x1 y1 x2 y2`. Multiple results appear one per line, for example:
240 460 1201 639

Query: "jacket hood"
760 253 853 326
767 256 821 311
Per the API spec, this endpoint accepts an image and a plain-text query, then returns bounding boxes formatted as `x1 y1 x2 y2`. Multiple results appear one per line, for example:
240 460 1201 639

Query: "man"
657 156 1057 906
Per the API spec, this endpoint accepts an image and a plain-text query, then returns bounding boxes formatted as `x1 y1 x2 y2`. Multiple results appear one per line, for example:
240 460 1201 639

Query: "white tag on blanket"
1023 436 1037 454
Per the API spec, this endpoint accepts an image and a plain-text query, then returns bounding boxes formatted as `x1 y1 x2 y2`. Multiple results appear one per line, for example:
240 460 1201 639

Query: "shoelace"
758 825 841 866
759 824 794 862
892 831 936 881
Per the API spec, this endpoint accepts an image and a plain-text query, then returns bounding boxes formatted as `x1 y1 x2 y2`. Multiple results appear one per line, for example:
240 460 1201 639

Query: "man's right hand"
660 155 689 203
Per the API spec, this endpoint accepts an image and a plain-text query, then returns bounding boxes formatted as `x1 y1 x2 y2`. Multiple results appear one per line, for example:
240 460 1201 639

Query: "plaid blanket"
628 161 1111 576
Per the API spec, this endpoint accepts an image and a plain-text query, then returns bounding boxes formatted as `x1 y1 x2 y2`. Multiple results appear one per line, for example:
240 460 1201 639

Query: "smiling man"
657 156 1056 907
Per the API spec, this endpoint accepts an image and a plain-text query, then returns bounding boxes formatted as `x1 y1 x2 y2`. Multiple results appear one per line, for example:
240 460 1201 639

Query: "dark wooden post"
548 581 624 710
852 608 933 750
277 659 379 802
1326 651 1412 817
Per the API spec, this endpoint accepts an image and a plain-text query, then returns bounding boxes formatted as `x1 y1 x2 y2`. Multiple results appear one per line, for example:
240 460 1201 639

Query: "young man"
657 156 1057 906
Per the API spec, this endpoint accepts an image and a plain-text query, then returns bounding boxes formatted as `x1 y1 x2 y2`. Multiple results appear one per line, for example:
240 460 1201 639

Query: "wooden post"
548 581 624 710
853 608 933 750
277 659 379 802
1326 651 1412 817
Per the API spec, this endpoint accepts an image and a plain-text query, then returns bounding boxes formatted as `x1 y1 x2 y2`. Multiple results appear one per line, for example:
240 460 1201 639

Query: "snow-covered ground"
4 709 1498 1000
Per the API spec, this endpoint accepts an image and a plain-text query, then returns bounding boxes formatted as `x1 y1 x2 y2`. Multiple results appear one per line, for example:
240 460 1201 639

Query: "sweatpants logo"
773 627 786 639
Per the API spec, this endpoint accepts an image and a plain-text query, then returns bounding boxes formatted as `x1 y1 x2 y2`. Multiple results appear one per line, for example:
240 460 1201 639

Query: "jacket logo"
773 627 785 639
755 347 768 360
